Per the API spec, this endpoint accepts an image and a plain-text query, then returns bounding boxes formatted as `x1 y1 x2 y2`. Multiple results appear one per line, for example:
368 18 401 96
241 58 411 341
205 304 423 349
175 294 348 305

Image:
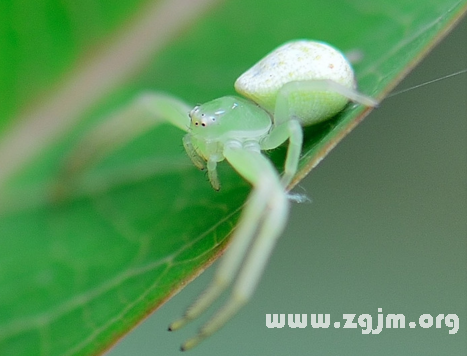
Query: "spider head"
188 105 224 129
187 97 240 139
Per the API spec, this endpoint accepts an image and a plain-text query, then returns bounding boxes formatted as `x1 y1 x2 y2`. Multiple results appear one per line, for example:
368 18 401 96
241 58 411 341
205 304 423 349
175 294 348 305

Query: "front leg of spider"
54 92 193 199
168 96 289 351
169 40 377 350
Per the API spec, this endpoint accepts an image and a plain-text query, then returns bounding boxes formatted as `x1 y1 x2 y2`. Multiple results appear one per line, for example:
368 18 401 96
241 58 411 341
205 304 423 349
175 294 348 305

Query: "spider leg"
54 92 191 198
169 173 269 331
277 119 303 187
172 140 289 350
275 80 378 119
206 156 221 191
263 79 378 188
183 134 206 171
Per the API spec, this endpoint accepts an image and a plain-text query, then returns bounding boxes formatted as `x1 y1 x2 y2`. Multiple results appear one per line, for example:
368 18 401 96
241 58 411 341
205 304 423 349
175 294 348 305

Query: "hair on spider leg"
286 192 312 204
286 184 312 204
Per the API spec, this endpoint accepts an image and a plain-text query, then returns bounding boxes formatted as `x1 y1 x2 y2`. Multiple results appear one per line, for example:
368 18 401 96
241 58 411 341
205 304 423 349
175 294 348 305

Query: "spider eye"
201 123 206 127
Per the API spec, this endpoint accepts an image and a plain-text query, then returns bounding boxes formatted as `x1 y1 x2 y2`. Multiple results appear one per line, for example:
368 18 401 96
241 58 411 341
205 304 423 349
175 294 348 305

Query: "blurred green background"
107 15 466 356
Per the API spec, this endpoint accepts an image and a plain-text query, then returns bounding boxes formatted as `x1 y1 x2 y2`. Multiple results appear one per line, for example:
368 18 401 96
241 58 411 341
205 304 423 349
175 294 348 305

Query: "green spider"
60 40 377 350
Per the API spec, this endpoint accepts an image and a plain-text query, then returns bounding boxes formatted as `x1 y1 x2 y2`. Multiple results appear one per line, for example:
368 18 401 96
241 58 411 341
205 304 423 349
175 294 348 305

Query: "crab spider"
59 40 378 350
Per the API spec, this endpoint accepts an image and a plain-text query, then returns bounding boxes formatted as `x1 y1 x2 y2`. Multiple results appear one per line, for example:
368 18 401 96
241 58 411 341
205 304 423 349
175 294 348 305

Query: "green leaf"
0 1 466 356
